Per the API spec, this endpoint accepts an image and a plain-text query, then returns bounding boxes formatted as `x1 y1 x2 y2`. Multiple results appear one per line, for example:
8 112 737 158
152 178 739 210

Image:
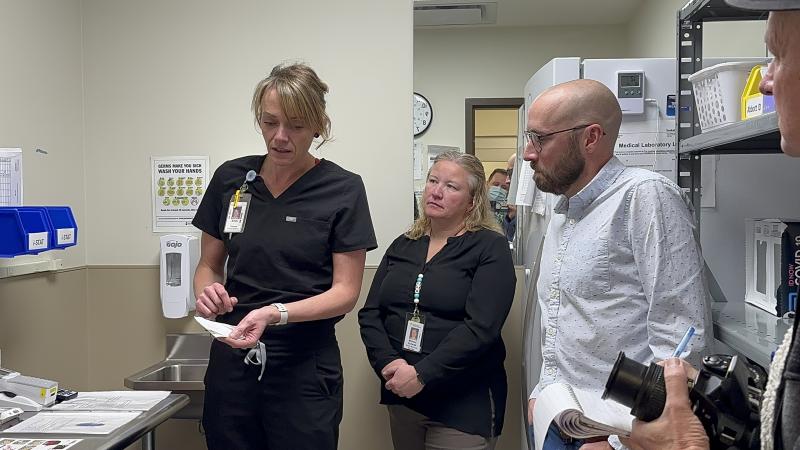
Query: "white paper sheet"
0 438 82 450
533 383 633 450
515 162 535 207
615 130 678 182
0 148 23 206
533 384 579 450
426 145 458 173
48 391 170 411
194 316 234 338
413 141 424 180
3 412 140 435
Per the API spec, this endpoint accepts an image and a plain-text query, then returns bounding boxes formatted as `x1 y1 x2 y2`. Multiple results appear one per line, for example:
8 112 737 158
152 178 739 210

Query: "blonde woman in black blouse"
359 151 516 450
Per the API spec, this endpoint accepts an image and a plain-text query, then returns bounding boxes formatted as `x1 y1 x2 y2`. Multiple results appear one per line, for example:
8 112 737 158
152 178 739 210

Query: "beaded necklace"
411 224 466 319
411 272 424 320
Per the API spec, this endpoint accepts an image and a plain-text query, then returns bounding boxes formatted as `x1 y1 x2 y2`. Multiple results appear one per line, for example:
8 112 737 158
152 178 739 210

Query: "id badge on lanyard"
224 170 257 235
403 312 425 353
224 192 251 234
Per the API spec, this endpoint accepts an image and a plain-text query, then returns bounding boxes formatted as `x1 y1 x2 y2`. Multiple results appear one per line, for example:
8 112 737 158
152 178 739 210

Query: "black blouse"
358 229 516 438
193 154 377 349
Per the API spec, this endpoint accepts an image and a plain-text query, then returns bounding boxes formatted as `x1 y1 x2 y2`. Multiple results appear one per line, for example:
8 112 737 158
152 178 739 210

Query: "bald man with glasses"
522 79 712 450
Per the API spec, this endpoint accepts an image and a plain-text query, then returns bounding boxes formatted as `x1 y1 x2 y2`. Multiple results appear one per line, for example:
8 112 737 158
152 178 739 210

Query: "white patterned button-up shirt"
530 156 712 399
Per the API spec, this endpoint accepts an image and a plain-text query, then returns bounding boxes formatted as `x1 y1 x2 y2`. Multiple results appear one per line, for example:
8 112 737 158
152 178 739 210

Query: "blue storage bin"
0 207 51 257
44 206 77 249
14 207 55 252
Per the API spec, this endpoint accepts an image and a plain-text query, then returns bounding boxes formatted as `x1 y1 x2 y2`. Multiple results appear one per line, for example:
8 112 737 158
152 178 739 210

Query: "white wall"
627 0 767 58
414 25 631 153
81 0 413 265
0 0 86 268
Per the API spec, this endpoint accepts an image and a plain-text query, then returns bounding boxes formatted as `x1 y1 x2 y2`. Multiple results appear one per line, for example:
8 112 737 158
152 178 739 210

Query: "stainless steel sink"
133 362 208 386
125 334 211 419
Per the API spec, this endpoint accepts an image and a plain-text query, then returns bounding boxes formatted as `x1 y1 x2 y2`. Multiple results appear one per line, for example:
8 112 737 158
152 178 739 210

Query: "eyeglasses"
523 124 604 152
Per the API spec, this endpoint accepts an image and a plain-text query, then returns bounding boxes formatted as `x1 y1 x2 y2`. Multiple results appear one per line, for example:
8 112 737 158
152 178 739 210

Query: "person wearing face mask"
502 154 517 242
487 168 510 230
624 1 800 449
359 151 516 450
192 62 377 450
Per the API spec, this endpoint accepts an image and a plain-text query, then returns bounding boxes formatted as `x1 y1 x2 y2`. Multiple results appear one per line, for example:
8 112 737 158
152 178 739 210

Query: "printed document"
49 391 170 411
3 412 141 435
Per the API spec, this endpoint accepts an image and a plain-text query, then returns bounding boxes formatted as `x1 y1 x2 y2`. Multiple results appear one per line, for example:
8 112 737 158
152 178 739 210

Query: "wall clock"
413 92 433 137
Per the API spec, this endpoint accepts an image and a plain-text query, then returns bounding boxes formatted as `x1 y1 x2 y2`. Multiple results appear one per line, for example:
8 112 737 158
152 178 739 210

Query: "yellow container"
741 65 775 120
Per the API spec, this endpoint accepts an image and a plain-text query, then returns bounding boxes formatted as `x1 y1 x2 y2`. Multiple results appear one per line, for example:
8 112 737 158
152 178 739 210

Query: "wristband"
272 302 288 325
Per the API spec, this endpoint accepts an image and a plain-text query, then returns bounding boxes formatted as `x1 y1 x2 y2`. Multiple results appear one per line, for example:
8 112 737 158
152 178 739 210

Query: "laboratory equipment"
0 367 58 411
0 407 24 428
616 70 645 115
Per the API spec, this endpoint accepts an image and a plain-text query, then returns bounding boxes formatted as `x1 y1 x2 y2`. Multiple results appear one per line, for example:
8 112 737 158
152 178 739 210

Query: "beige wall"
81 0 413 267
626 0 767 58
0 0 86 270
414 25 630 153
0 269 89 390
1 265 525 450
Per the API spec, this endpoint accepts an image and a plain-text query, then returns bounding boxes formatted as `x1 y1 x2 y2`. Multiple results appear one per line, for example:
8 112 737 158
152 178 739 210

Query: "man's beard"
532 139 584 195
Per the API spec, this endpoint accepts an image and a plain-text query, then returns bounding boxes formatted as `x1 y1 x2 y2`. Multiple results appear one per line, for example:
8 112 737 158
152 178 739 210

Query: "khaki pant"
387 405 497 450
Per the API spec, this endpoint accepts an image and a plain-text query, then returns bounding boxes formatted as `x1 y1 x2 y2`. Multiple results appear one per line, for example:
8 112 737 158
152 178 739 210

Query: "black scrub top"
359 229 516 438
193 154 377 349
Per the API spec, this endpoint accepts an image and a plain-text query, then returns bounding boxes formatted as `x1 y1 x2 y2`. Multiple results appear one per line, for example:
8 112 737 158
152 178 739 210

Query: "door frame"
464 97 524 155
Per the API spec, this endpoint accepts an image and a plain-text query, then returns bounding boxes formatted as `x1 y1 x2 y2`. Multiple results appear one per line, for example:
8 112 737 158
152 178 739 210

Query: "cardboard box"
745 219 800 316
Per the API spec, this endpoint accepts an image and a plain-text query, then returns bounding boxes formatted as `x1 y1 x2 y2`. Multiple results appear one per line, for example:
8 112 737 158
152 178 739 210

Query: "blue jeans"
527 423 586 450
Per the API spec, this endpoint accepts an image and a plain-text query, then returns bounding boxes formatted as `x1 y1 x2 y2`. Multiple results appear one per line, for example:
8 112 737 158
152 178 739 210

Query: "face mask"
488 185 507 202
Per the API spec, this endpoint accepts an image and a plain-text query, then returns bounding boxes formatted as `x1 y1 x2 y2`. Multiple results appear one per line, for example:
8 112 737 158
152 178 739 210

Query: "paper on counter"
48 391 170 411
3 412 140 435
194 316 234 338
0 438 82 450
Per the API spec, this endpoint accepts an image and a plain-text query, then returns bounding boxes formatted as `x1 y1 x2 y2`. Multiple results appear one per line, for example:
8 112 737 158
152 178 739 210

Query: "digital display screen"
620 74 641 88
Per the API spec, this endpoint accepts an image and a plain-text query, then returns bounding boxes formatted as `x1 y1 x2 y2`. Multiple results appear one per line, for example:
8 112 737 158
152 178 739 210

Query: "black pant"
202 339 343 450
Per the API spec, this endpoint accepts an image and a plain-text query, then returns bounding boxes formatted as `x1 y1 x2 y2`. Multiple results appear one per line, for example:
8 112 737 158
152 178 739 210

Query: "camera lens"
602 352 667 422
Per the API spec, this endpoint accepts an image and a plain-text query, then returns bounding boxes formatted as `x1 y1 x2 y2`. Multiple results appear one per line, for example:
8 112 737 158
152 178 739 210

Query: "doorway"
465 98 524 182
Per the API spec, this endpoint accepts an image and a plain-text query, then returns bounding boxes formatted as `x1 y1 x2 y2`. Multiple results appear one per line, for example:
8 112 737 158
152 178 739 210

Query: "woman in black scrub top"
358 151 516 450
192 63 377 450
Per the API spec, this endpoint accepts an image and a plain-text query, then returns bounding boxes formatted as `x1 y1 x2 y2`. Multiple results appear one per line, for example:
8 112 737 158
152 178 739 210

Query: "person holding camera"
625 1 800 449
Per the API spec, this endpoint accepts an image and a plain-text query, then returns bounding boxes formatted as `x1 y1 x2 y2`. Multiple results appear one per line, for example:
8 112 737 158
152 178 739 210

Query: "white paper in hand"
194 316 235 338
533 383 633 450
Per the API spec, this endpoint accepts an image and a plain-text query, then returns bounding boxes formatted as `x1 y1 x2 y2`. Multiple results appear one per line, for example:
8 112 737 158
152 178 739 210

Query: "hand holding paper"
194 316 235 338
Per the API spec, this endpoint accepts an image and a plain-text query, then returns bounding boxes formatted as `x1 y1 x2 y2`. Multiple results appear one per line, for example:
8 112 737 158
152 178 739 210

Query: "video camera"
602 352 767 450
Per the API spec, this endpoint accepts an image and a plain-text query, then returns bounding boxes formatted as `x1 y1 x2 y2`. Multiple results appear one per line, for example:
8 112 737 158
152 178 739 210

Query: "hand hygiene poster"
151 156 209 232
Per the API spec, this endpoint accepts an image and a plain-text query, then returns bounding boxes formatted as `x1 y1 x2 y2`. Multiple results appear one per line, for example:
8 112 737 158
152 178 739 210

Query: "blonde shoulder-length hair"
251 62 332 149
406 151 502 240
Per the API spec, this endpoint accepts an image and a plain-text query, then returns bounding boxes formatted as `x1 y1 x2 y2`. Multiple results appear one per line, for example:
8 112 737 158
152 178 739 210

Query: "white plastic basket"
688 60 768 132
